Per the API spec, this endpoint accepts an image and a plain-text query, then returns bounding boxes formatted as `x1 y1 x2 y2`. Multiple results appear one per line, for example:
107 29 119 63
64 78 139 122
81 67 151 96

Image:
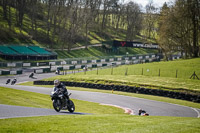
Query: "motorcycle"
11 79 17 85
29 73 34 78
50 89 75 113
55 69 60 75
6 79 11 84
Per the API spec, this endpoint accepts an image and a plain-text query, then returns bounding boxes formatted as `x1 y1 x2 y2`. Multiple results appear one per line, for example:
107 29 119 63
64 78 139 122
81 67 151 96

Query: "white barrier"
7 63 16 67
61 61 66 65
116 62 122 65
109 58 114 62
71 61 77 64
49 62 56 65
75 65 82 69
23 63 31 67
97 63 102 67
125 57 129 60
82 60 87 64
87 64 92 68
117 58 122 61
101 59 105 62
50 67 56 71
92 60 96 63
132 57 136 60
35 69 43 74
10 71 17 75
63 66 70 70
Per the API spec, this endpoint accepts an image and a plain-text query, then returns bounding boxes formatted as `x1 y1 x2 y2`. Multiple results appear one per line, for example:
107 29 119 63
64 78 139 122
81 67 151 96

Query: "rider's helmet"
54 79 60 87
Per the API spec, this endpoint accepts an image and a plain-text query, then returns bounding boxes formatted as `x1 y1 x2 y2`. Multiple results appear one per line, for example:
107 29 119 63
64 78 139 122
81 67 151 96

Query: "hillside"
0 6 124 48
0 5 158 61
0 2 150 50
0 2 160 62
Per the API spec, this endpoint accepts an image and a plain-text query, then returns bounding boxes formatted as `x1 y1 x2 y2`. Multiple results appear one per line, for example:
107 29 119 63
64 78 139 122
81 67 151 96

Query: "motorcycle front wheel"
68 100 75 113
53 100 62 112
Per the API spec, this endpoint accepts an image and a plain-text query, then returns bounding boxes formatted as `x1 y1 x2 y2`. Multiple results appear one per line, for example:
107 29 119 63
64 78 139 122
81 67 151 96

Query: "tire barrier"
34 81 200 103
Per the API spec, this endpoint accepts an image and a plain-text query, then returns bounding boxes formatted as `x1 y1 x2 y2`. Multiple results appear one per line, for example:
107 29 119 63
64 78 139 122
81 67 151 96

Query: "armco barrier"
1 71 10 75
34 81 200 103
0 70 22 75
0 53 162 68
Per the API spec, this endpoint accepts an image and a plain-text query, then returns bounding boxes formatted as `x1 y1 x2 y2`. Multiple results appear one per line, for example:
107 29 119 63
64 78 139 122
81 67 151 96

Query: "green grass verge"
43 74 200 94
73 58 200 80
19 82 200 109
0 86 124 115
42 58 200 95
0 115 199 133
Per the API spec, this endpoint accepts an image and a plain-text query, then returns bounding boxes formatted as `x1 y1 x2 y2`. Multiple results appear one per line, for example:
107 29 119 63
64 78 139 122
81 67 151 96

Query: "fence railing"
73 65 200 80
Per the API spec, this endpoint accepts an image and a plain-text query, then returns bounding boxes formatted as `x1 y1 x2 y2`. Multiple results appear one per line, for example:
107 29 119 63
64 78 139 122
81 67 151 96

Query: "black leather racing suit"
53 82 69 100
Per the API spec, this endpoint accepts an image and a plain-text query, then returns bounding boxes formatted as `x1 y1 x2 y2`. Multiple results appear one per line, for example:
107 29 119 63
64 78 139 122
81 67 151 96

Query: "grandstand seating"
9 46 37 55
0 46 18 55
28 46 51 55
0 45 57 60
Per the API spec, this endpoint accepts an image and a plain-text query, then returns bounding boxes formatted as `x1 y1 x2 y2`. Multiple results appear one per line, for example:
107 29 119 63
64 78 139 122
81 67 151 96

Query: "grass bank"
0 115 199 133
42 58 200 95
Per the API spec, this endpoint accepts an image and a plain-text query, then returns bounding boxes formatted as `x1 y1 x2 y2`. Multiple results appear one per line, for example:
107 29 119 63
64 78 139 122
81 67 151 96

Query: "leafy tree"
158 0 200 59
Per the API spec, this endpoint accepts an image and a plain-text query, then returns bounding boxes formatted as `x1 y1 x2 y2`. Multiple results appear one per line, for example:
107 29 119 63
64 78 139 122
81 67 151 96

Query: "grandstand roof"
9 46 37 55
0 46 18 55
28 46 51 55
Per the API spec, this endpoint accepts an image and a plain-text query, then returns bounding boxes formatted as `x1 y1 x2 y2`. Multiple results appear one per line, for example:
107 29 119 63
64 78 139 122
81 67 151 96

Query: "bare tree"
29 0 39 38
125 2 142 41
15 0 27 32
2 0 12 30
144 0 158 40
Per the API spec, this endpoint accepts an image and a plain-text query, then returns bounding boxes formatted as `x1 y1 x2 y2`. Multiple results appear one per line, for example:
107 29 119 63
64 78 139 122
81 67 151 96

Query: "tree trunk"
2 0 8 20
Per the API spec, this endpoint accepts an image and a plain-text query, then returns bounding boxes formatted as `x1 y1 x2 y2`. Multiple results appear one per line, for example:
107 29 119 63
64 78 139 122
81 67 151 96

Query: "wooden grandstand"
0 45 57 60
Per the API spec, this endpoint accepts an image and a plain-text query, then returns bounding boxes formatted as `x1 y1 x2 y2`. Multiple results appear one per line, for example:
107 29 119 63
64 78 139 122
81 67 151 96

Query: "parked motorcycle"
50 89 75 113
11 78 17 85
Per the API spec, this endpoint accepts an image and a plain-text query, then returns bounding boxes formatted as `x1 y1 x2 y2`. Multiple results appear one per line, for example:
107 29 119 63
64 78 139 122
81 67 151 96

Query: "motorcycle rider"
56 68 60 75
6 78 11 84
29 72 34 78
138 108 149 116
11 78 17 85
53 79 69 101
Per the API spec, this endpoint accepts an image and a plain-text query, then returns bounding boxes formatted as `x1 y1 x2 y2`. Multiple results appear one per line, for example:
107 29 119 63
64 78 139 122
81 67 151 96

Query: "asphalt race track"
0 72 199 119
0 104 86 119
